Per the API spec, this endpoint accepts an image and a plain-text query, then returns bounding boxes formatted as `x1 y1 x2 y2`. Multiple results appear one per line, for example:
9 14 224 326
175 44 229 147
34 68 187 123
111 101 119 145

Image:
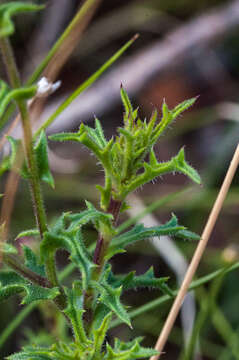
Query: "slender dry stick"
150 143 239 360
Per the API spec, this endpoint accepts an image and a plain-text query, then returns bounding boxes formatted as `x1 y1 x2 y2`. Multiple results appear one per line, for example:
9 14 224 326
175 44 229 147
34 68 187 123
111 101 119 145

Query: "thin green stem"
212 306 239 359
84 198 122 332
180 274 225 360
45 256 67 311
4 254 51 288
0 37 67 310
0 37 47 238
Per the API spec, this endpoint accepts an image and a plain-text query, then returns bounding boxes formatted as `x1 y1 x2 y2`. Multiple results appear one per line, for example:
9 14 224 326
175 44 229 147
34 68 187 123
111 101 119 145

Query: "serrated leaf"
7 346 52 360
48 131 82 143
16 229 40 239
0 270 59 304
63 281 89 345
91 303 112 331
92 312 112 356
108 267 173 296
6 136 24 171
171 147 201 184
67 202 113 232
0 270 24 286
22 285 59 305
84 118 107 148
105 339 159 360
108 214 184 256
114 337 144 351
23 246 45 276
0 2 44 38
120 86 134 126
40 206 111 290
40 229 95 290
34 131 55 188
5 136 30 178
93 280 131 328
172 97 197 119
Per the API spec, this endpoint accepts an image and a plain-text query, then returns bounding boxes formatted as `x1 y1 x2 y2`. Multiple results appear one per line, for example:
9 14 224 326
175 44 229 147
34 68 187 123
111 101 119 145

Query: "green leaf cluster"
7 338 159 360
50 88 201 210
0 270 59 305
2 201 199 358
0 4 202 357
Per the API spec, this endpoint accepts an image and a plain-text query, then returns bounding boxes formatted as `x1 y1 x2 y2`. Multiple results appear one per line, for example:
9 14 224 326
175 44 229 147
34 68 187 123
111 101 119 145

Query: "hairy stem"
93 198 122 266
84 198 122 332
45 256 67 311
4 254 51 288
0 37 67 310
0 37 47 238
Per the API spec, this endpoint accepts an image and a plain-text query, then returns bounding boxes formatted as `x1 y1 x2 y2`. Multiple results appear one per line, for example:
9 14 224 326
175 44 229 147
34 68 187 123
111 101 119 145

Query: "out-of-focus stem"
0 37 47 238
0 37 67 310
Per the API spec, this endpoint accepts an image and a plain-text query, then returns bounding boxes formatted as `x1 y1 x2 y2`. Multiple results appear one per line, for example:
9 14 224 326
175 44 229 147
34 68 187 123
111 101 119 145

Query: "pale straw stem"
150 143 239 360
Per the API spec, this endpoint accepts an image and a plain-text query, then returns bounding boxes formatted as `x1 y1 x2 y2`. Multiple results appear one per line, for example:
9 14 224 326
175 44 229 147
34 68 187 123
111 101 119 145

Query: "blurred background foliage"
1 0 239 359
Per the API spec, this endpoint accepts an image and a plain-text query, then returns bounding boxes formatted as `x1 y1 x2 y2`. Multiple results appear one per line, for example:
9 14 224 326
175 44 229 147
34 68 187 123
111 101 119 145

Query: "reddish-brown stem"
93 198 122 265
4 254 51 288
85 198 122 331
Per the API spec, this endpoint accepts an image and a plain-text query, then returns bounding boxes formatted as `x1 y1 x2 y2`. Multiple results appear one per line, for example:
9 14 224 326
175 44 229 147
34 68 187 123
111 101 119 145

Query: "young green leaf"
105 339 159 360
0 271 59 304
108 267 173 296
40 229 95 290
0 2 44 38
108 214 185 257
23 246 45 277
34 131 55 188
92 280 131 328
171 97 198 119
171 147 201 184
7 346 52 360
120 85 134 129
63 282 89 345
0 80 36 119
16 229 40 239
91 312 112 357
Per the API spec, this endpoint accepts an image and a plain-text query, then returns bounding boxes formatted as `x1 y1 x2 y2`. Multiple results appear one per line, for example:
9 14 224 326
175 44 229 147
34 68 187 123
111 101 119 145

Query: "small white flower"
36 77 61 97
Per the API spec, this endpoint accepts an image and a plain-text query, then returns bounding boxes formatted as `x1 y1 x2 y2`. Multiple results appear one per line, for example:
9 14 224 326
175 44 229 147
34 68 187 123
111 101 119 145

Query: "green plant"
0 2 203 359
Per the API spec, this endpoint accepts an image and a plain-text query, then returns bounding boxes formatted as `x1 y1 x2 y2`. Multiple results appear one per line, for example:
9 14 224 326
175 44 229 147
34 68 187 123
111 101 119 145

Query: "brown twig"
150 143 239 360
4 254 52 288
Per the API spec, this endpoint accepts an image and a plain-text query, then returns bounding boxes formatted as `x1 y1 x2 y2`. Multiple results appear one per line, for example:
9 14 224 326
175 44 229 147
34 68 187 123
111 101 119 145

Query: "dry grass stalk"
150 143 239 360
